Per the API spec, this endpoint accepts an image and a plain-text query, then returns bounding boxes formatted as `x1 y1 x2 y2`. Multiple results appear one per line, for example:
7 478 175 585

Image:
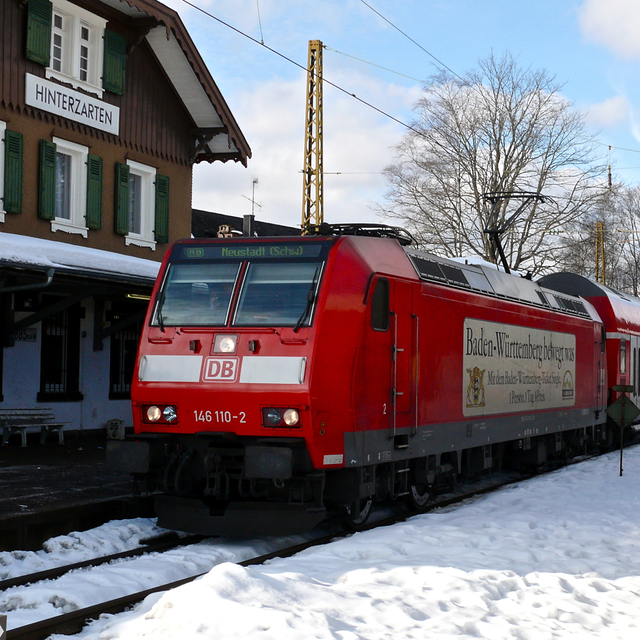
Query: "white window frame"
0 121 6 223
125 159 157 250
51 137 88 238
47 0 107 97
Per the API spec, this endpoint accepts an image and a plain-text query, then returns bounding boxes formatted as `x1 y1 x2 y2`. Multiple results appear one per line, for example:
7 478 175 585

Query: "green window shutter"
114 162 130 235
86 154 103 230
38 139 56 220
154 174 170 243
26 0 52 66
103 30 127 95
4 130 24 214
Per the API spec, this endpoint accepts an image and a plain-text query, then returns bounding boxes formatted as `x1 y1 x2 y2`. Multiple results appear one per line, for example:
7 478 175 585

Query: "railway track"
7 444 634 640
0 532 204 592
4 468 533 640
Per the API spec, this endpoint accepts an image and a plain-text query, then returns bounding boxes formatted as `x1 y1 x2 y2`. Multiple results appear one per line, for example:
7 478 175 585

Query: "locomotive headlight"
219 336 236 352
262 407 302 428
147 406 162 422
163 406 177 422
214 334 237 353
266 408 282 425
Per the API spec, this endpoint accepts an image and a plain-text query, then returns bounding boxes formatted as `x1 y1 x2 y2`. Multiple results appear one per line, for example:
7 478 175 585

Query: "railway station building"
0 0 250 440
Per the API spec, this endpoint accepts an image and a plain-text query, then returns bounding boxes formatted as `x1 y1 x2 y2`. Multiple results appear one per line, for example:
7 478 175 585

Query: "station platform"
0 430 151 551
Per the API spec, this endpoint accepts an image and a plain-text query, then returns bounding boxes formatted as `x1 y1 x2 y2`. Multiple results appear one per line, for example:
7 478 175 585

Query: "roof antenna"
240 177 262 217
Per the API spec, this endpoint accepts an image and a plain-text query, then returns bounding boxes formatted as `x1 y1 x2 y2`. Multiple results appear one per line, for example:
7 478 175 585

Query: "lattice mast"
595 221 606 284
301 40 324 234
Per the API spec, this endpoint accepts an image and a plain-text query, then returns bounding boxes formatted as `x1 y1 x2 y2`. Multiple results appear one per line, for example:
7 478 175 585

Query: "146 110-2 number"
194 410 246 423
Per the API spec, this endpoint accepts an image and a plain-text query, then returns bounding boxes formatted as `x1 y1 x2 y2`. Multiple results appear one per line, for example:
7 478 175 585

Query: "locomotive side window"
620 338 627 375
234 262 323 326
153 262 240 327
371 278 389 331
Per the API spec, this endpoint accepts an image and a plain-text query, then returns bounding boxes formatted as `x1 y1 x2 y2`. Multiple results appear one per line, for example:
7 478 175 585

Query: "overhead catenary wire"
324 46 425 83
359 0 465 82
595 140 640 154
359 0 639 172
179 0 618 181
179 0 424 140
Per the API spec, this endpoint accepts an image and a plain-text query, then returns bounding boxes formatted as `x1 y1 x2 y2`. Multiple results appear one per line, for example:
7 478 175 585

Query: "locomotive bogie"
108 233 634 536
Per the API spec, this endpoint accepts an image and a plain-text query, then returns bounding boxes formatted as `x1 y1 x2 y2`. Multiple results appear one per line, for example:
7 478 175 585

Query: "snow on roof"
0 232 160 283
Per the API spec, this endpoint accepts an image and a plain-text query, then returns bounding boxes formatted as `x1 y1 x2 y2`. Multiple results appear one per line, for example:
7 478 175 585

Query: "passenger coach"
539 273 640 407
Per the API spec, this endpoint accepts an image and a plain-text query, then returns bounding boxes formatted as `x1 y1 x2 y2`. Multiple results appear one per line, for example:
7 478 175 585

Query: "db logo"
202 357 239 382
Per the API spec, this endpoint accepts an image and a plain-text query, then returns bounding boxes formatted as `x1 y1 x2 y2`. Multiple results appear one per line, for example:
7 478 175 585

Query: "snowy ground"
3 445 640 639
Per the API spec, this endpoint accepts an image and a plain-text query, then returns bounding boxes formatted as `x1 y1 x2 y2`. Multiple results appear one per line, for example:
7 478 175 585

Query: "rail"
0 533 203 592
6 444 635 640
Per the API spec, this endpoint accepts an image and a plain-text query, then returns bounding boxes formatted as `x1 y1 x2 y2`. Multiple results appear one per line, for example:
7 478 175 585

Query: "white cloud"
584 95 630 127
161 0 425 229
192 72 420 228
630 108 640 146
579 0 640 59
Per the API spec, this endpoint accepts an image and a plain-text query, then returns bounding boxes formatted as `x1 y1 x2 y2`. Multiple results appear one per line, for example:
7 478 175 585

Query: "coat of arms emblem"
466 366 486 407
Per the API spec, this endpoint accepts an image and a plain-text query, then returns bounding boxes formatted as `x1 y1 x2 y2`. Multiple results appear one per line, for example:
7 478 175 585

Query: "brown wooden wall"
0 110 194 260
0 0 196 167
0 0 207 261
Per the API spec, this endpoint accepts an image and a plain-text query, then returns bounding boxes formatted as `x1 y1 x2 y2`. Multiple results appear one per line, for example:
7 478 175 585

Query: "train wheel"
407 483 433 511
343 497 373 530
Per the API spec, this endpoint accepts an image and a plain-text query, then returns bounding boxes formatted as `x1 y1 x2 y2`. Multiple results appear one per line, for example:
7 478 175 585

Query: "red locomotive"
109 225 624 536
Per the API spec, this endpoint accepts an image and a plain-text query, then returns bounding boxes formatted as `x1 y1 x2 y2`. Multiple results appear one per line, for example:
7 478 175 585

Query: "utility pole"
595 222 605 284
301 40 323 234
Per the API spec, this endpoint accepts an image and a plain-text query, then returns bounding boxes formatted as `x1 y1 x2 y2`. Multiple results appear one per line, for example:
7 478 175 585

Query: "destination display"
174 242 328 261
463 318 576 416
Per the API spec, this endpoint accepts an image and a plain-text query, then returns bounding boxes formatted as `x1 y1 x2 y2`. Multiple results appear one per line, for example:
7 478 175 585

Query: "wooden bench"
0 408 71 447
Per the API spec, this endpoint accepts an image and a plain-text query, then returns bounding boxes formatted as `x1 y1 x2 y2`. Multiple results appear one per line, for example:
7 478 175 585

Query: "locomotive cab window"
153 262 240 327
153 240 331 329
234 262 323 327
621 338 627 375
371 277 389 331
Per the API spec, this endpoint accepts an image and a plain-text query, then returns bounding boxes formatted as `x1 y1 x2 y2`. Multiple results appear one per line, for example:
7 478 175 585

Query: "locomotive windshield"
154 262 241 327
152 240 331 328
234 262 322 326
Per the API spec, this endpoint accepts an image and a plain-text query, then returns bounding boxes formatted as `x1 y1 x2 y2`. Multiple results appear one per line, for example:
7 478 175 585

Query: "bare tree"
610 186 640 295
380 53 607 275
556 187 625 284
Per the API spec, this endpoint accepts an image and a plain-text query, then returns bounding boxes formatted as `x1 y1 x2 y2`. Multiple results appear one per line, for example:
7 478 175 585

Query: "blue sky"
162 0 640 229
